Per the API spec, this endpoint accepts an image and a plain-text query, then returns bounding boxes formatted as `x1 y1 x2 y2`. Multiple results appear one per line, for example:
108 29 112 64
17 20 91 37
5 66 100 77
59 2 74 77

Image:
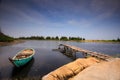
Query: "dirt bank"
0 40 25 46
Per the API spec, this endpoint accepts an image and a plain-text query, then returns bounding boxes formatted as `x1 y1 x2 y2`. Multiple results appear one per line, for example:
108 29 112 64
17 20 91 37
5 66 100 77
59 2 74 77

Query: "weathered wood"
58 44 113 61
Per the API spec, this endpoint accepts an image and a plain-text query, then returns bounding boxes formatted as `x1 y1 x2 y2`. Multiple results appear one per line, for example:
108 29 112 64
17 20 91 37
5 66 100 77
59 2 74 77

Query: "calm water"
0 40 120 80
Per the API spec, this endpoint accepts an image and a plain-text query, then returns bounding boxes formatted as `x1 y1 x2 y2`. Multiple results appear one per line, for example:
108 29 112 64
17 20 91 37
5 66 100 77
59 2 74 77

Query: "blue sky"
0 0 120 40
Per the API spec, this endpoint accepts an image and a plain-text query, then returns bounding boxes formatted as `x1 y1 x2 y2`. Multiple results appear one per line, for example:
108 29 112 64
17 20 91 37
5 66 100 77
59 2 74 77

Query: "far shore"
67 40 120 43
80 40 120 43
0 39 120 46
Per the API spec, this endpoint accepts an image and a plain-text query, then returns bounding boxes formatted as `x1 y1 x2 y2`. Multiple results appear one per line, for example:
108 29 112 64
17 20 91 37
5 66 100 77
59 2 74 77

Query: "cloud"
0 0 50 27
31 0 89 19
67 19 92 28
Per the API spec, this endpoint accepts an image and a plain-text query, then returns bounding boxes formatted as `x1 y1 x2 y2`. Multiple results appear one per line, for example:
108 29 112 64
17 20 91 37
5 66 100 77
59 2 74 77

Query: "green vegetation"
19 36 45 40
112 38 120 42
69 37 85 41
18 36 120 42
60 36 68 41
18 36 85 41
0 31 14 42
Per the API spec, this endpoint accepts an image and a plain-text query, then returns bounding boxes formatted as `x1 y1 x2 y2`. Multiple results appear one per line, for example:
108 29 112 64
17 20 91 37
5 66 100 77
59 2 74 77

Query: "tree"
55 36 59 40
51 37 55 40
117 38 120 41
60 36 68 41
0 29 14 42
82 38 85 40
40 36 45 40
46 36 51 40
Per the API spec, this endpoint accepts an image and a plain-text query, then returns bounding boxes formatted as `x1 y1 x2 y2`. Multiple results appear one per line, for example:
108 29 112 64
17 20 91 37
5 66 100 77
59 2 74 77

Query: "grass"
67 39 120 43
0 32 14 42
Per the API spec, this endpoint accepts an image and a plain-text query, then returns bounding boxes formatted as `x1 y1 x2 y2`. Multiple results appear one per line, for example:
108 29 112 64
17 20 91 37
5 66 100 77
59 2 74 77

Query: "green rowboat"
9 48 35 67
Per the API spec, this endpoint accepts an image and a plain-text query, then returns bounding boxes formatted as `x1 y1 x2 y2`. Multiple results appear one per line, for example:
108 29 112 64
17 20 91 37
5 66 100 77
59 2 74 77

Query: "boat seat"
16 53 32 59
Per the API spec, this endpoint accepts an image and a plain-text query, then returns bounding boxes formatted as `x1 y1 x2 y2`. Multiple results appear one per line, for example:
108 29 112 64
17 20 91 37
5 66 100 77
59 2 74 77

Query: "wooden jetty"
58 44 113 61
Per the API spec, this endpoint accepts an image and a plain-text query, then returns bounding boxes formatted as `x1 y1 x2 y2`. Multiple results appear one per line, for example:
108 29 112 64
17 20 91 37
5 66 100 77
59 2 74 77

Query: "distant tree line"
112 38 120 42
18 36 85 41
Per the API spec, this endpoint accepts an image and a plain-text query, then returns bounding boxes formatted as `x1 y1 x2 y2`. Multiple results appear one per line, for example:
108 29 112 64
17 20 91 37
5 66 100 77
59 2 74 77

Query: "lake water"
0 40 120 80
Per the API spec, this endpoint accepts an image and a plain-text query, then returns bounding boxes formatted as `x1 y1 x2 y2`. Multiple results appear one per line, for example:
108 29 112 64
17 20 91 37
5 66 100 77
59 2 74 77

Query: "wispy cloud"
0 0 120 39
0 1 50 27
67 19 92 28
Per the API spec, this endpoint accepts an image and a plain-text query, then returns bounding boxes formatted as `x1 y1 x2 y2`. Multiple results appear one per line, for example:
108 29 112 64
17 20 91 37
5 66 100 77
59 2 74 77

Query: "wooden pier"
58 44 113 61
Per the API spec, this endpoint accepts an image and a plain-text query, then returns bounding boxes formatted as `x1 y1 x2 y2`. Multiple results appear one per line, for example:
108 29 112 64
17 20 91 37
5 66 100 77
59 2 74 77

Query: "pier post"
82 53 87 58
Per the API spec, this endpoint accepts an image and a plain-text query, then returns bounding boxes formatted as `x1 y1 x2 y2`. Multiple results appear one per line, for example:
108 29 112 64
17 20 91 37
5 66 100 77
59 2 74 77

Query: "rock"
70 58 120 80
42 57 100 80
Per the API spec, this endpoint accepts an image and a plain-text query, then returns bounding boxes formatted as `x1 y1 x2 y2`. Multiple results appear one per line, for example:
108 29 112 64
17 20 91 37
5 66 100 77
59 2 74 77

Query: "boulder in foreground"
70 58 120 80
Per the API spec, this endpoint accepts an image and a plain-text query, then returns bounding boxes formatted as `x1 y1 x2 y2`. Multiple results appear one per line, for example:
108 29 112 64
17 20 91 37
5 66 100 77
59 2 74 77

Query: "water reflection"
53 48 83 60
11 58 34 79
0 40 120 79
0 72 1 80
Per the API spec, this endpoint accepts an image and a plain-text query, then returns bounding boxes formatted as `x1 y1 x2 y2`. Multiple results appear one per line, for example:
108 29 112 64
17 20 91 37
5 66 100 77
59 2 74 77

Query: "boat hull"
13 56 33 67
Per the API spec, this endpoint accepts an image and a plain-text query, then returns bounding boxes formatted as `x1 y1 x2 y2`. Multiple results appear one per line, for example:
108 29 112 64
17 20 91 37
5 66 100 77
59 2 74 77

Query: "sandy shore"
0 40 25 46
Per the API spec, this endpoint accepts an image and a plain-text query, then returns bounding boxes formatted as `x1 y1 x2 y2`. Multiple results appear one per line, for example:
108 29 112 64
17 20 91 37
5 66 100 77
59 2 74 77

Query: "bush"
0 34 14 42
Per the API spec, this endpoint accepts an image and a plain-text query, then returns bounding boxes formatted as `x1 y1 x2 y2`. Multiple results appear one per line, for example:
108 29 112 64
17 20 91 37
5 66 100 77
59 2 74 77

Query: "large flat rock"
70 58 120 80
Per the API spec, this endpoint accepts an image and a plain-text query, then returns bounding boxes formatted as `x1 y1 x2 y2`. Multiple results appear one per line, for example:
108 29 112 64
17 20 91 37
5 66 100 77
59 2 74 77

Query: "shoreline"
0 40 25 46
12 39 120 43
0 40 119 46
81 40 120 43
68 40 120 43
